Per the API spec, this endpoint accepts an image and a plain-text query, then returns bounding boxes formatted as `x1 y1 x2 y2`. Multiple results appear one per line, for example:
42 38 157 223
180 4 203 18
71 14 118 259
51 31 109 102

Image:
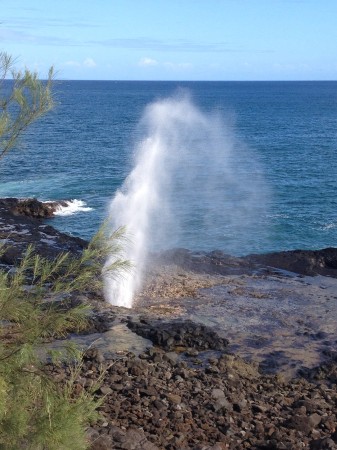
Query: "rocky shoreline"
1 197 336 278
2 198 337 449
49 344 337 450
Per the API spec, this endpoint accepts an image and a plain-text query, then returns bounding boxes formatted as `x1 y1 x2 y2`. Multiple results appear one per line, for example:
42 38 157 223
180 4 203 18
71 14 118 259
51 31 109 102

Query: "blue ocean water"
0 81 336 255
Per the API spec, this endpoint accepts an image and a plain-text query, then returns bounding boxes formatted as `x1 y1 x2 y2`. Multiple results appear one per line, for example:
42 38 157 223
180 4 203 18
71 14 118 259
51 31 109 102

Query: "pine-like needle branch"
0 52 54 160
0 225 129 449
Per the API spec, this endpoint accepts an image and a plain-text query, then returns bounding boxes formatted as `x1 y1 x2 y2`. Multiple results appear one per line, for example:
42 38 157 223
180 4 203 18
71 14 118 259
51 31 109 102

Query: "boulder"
0 197 67 218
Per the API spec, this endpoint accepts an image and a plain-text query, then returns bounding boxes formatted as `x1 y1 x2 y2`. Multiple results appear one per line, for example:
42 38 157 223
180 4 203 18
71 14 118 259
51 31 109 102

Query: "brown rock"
89 435 112 450
118 428 159 450
309 413 322 428
166 394 182 404
288 414 313 434
99 386 113 396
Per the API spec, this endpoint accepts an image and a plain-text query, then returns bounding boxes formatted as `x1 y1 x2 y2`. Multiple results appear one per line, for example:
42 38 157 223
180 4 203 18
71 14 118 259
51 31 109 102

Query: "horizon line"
5 78 337 83
54 79 337 82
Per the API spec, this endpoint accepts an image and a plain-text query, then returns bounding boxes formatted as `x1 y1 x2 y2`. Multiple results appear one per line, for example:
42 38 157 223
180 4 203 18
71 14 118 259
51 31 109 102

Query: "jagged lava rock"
0 197 87 265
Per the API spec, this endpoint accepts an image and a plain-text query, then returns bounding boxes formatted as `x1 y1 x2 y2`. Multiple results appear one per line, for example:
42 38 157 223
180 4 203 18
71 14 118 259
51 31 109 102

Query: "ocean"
0 81 336 256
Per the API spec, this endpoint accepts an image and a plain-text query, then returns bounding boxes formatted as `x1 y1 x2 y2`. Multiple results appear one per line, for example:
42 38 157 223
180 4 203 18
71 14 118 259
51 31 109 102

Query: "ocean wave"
53 199 93 216
266 213 290 219
321 222 337 230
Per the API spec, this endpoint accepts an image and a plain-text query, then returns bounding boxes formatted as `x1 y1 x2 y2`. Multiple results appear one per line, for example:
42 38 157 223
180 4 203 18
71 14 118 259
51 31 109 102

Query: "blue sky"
1 0 337 80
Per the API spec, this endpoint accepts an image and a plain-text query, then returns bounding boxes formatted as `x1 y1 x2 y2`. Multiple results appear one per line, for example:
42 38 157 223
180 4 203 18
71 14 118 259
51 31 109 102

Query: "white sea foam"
53 199 93 216
321 222 337 230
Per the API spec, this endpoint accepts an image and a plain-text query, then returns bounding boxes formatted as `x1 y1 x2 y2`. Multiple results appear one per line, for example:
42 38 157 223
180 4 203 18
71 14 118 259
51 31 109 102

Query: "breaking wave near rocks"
53 199 93 216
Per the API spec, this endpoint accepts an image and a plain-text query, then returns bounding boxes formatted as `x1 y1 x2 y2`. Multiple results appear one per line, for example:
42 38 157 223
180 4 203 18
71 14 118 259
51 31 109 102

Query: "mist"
104 92 268 307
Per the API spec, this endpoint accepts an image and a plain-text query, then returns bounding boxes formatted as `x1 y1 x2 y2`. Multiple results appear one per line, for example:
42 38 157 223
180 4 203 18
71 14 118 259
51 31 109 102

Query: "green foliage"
0 52 130 449
0 226 128 449
0 356 102 450
0 51 54 159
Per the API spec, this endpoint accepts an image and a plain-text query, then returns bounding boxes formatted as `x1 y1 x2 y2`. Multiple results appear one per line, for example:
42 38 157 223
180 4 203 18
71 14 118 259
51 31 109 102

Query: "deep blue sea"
0 81 336 255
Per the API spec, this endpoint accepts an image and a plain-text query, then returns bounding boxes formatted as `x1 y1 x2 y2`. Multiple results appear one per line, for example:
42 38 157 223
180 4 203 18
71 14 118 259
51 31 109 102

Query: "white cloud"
83 57 97 68
139 57 158 67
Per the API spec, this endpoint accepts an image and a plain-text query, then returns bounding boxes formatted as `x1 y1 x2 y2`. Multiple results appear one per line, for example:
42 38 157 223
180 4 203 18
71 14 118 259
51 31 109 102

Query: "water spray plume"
104 93 267 308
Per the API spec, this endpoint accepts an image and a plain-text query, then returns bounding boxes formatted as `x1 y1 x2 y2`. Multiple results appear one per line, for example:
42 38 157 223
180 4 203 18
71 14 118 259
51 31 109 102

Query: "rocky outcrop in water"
248 248 337 277
1 197 337 278
0 197 67 218
0 198 86 266
155 247 337 278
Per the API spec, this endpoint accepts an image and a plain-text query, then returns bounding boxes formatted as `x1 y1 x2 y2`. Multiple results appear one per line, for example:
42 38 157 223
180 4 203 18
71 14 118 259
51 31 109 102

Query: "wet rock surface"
134 258 337 378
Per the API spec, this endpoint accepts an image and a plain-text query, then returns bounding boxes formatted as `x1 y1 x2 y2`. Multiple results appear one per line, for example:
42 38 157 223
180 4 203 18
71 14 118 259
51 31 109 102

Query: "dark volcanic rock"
127 318 229 351
0 198 87 265
0 197 67 218
156 247 337 278
2 198 337 280
47 346 337 450
247 248 337 277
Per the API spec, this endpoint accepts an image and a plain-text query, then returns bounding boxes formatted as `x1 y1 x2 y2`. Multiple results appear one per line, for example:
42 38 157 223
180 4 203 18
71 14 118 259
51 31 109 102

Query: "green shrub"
0 227 128 449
